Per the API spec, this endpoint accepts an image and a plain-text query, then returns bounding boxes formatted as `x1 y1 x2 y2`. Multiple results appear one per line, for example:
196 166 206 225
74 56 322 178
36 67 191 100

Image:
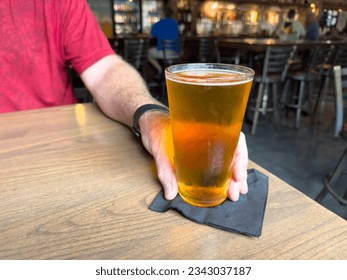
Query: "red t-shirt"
0 0 115 113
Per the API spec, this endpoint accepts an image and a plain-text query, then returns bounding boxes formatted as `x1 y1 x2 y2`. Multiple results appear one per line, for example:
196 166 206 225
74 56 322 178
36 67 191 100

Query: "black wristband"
132 104 170 139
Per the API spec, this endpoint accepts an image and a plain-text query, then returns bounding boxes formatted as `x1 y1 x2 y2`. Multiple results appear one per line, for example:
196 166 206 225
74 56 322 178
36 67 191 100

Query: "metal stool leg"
343 188 347 200
272 83 280 128
251 83 264 135
315 147 347 205
295 81 306 129
315 186 329 203
315 75 330 123
307 81 315 125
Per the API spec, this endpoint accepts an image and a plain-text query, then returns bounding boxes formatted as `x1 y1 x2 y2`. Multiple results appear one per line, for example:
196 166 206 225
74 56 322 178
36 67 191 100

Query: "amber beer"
165 63 254 207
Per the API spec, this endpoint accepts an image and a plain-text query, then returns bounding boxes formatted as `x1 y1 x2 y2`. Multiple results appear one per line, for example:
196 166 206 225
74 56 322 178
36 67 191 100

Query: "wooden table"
0 104 346 260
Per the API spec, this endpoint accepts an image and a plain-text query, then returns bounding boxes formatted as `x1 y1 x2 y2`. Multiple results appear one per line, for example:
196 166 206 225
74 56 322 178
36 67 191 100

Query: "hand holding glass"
165 63 254 207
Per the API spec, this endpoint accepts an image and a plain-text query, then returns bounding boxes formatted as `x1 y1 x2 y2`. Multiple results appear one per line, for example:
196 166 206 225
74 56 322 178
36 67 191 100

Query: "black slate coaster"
149 169 268 237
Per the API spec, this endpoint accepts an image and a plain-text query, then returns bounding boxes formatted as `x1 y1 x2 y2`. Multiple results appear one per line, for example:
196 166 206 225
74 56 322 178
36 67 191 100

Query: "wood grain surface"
0 104 346 260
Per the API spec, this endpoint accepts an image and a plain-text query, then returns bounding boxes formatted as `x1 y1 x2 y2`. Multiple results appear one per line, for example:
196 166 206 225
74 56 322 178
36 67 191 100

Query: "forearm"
80 54 164 127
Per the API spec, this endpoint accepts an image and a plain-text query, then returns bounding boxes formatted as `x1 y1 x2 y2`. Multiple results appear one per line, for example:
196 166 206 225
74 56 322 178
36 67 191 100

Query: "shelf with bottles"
114 21 138 25
141 0 163 34
113 0 138 12
114 13 138 24
142 16 161 34
114 10 138 14
113 0 140 35
177 0 192 22
178 9 192 23
177 0 190 10
115 23 138 34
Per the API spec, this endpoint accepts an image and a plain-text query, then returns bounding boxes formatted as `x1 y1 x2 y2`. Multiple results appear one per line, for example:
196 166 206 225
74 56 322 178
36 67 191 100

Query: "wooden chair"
248 46 295 135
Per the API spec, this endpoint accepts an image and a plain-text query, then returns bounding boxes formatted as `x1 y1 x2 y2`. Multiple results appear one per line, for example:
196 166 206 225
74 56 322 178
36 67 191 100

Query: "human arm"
80 54 161 126
80 54 177 199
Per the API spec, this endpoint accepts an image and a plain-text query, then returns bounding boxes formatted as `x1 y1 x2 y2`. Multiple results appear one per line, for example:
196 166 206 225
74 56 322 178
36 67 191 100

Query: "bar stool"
161 38 183 68
158 38 183 99
281 45 334 129
248 46 295 135
198 37 220 63
315 66 347 205
123 38 150 80
315 147 347 205
315 44 347 124
218 46 242 65
332 65 347 137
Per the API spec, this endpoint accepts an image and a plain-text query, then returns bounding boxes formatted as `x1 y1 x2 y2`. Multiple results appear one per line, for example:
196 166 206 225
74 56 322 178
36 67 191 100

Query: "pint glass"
165 63 254 207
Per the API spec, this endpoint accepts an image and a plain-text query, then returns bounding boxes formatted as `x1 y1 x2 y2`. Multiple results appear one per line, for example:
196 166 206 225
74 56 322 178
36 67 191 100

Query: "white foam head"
166 69 253 86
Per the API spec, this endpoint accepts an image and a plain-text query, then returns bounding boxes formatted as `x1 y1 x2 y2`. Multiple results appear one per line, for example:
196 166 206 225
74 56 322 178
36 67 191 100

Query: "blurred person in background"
286 9 306 39
276 9 305 40
305 13 320 41
148 7 181 75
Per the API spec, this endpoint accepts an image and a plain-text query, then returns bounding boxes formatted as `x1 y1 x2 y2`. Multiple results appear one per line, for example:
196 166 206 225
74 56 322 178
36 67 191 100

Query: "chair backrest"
334 66 347 101
332 44 347 68
198 37 220 63
162 39 182 67
306 45 334 76
333 65 347 136
123 38 149 70
261 46 295 81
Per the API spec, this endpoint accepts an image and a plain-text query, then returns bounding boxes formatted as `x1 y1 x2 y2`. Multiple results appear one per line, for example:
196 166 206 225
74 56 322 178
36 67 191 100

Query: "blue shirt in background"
306 21 320 41
151 18 180 52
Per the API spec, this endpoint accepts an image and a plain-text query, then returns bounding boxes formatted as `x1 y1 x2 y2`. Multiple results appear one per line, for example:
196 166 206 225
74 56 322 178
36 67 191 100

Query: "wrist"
132 104 170 139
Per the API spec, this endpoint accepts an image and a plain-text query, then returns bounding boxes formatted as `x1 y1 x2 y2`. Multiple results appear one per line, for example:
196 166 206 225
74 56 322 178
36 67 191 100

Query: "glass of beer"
165 63 254 207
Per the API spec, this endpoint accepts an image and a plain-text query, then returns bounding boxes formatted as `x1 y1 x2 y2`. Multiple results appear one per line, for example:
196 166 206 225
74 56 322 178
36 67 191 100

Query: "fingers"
228 133 249 201
239 180 249 195
142 111 249 202
140 113 178 200
154 149 178 200
228 178 248 201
